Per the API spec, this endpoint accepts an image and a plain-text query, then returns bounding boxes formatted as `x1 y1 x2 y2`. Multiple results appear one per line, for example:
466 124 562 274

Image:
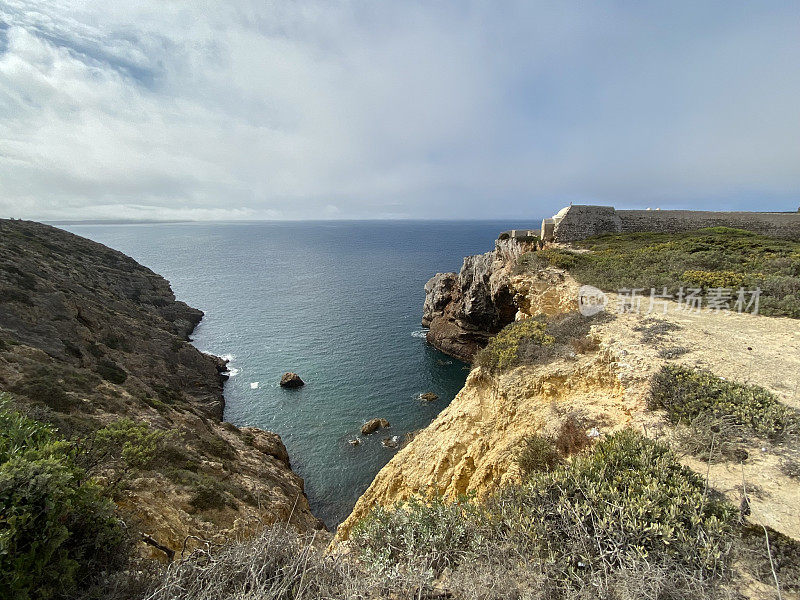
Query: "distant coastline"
45 219 194 225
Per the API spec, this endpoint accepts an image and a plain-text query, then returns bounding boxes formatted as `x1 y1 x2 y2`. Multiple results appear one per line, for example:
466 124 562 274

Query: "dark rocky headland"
0 219 321 563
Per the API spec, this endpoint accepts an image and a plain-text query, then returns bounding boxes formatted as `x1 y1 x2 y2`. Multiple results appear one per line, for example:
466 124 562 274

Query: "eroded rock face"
0 219 321 559
240 426 291 466
423 247 517 362
422 273 457 328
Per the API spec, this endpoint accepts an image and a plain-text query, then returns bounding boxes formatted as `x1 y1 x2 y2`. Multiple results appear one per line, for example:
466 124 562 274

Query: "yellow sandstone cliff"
338 265 800 545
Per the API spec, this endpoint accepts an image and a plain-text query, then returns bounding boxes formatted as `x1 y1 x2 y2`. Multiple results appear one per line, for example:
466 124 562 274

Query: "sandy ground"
595 292 800 543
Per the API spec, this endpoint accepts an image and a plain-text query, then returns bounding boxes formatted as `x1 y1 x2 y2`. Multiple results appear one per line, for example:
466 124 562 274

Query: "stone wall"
546 205 800 242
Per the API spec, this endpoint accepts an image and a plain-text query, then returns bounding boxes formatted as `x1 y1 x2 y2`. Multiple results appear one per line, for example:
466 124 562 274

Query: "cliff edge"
0 219 321 559
339 233 800 554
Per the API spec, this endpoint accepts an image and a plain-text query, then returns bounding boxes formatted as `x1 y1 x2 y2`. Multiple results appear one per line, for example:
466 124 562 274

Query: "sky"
0 1 798 221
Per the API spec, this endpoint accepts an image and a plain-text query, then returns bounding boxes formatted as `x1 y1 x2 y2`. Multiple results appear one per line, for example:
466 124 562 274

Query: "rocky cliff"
0 219 321 559
422 237 539 362
340 237 800 550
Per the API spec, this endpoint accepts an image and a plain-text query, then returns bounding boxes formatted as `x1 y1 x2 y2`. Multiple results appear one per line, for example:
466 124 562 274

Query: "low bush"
518 416 593 477
495 430 737 582
517 435 562 475
649 365 799 441
682 269 749 289
353 430 736 594
513 248 578 274
551 414 592 456
351 493 484 575
146 526 353 600
475 317 554 371
188 479 231 512
475 312 599 372
165 468 251 512
738 524 800 593
93 418 167 470
0 395 128 600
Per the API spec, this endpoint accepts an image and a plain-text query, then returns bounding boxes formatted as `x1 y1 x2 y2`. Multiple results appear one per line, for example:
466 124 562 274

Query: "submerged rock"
419 392 439 402
280 372 305 388
381 436 399 448
361 418 390 435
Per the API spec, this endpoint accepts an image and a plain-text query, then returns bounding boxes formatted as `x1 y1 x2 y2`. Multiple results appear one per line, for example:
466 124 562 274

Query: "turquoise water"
61 220 538 527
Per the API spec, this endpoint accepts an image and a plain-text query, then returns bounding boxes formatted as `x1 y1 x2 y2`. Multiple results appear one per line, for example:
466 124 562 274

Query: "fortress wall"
618 210 800 239
550 206 800 242
550 205 621 241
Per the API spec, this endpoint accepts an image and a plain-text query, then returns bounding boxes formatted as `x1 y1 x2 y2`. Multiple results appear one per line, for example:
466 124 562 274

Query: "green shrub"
683 269 750 289
0 400 54 463
188 480 230 512
0 396 127 599
165 468 247 512
475 317 554 371
351 494 484 575
518 417 592 477
495 430 736 582
649 365 799 440
514 248 577 274
93 418 167 470
476 312 599 372
353 430 736 588
517 435 562 475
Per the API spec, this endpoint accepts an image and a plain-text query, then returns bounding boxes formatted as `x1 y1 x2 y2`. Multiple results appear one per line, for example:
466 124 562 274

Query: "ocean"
61 220 539 527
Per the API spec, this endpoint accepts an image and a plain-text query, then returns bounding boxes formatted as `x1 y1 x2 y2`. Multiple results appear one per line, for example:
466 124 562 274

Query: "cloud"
0 0 798 221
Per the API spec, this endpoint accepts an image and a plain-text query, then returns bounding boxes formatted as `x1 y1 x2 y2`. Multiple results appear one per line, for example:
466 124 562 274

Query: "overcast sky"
0 1 798 221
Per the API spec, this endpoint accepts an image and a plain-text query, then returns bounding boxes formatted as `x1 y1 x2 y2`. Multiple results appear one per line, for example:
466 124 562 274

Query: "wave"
226 367 240 377
410 329 428 339
219 353 236 363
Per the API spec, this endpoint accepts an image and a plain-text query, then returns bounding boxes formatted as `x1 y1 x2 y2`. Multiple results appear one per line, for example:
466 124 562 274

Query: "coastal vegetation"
0 396 129 599
149 431 743 599
516 227 800 317
650 365 800 462
650 365 799 440
474 311 600 372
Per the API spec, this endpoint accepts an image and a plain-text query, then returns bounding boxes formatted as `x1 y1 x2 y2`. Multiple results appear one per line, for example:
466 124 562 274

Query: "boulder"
361 418 390 435
280 372 305 388
239 426 290 466
419 392 439 402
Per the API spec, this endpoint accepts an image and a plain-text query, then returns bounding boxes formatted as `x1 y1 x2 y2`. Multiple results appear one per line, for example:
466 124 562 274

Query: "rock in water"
361 418 390 435
280 372 305 388
419 392 439 402
381 436 399 448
